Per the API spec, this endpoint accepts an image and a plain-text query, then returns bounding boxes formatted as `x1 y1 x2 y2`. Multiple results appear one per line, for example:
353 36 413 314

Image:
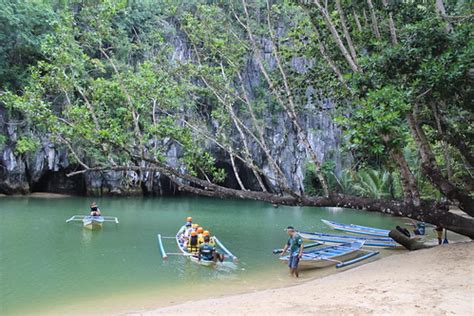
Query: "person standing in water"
90 202 101 216
434 225 444 245
280 226 304 277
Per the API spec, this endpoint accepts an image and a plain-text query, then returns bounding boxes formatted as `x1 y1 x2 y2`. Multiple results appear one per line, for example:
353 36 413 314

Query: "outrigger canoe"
157 226 237 266
299 231 399 248
176 226 215 266
279 241 379 269
66 215 119 230
83 216 104 230
321 219 390 237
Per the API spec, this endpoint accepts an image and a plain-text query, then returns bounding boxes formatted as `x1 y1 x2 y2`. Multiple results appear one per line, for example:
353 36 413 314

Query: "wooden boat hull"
83 216 104 230
322 219 390 237
299 232 399 248
280 242 364 269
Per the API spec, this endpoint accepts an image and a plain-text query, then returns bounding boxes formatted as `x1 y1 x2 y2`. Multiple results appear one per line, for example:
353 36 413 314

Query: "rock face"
0 32 342 196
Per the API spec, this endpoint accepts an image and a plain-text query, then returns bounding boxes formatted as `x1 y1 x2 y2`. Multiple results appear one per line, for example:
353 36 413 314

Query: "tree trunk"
313 0 360 72
335 0 358 62
435 0 453 32
362 8 369 28
382 0 398 45
430 103 453 180
367 0 381 40
420 116 474 168
304 11 344 83
68 161 474 239
390 148 420 206
352 9 363 32
389 230 435 251
243 0 329 196
229 150 246 191
407 113 474 217
176 180 474 239
236 73 290 193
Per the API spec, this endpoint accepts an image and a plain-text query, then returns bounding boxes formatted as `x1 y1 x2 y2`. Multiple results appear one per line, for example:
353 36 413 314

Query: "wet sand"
149 242 474 315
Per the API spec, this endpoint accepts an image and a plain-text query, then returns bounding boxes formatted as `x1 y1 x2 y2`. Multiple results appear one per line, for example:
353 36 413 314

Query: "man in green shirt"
199 236 224 262
280 226 304 277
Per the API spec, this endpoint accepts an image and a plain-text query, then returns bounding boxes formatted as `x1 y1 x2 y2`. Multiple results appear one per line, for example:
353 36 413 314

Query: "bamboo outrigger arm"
335 251 379 268
157 234 168 259
214 236 237 261
66 215 119 223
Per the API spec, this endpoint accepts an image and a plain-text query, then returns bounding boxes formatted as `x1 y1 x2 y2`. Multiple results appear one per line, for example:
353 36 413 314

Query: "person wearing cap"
187 231 200 254
199 236 224 262
280 226 303 277
181 221 193 244
196 226 205 245
202 230 216 247
90 202 101 216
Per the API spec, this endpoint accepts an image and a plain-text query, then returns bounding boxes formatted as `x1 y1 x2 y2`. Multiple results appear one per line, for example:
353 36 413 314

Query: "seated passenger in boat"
188 231 200 254
186 216 193 225
90 202 101 216
199 236 224 262
203 230 216 246
180 221 193 244
184 221 193 237
196 226 204 245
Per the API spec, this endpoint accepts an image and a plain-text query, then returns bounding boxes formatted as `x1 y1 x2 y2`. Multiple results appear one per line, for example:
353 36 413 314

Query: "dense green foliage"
1 0 472 204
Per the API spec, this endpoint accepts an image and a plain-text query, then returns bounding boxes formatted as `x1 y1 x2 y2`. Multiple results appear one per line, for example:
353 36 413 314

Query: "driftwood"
389 230 435 251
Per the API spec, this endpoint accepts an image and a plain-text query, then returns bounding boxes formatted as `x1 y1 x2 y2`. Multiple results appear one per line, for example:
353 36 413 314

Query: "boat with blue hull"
299 231 399 248
322 219 391 237
279 241 379 269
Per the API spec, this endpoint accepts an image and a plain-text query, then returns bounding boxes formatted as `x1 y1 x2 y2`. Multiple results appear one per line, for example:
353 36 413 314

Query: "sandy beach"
147 242 474 315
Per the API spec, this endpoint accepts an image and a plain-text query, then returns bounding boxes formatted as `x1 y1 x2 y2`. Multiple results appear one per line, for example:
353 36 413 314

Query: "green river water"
0 196 408 315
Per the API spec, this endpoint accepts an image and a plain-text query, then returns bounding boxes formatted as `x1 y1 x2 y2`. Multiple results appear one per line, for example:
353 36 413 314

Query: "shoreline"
148 242 474 315
0 192 74 198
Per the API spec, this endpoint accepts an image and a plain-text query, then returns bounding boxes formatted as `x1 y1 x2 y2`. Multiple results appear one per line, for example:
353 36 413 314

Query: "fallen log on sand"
389 229 436 250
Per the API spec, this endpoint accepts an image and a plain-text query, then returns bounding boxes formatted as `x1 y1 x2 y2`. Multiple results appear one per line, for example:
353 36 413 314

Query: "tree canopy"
1 0 473 237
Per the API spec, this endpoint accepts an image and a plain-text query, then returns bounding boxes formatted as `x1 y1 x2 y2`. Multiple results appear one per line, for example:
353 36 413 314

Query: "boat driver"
199 236 224 262
90 202 101 217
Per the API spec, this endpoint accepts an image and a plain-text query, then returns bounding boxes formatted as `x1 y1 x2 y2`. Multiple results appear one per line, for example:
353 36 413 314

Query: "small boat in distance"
321 219 391 237
299 231 399 248
83 216 104 230
66 215 119 230
279 241 379 269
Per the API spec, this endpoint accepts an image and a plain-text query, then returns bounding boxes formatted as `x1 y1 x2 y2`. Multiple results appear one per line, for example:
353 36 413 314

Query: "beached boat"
299 231 399 248
279 241 378 268
66 215 119 230
157 225 237 266
321 219 391 237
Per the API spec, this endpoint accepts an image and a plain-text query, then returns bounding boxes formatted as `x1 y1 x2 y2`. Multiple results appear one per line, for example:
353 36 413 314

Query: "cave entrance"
31 170 86 195
215 160 269 192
